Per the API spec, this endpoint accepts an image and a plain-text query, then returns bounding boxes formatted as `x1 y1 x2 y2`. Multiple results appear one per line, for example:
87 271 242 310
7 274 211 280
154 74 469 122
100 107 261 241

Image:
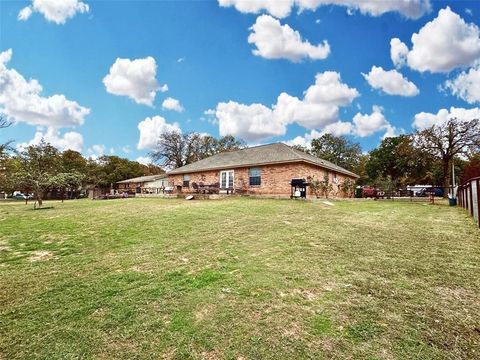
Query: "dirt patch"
28 250 55 262
195 304 215 322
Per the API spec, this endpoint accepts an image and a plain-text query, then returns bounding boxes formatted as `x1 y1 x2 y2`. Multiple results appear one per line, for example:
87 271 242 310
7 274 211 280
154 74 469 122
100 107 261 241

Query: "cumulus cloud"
218 0 294 18
362 66 419 97
17 127 84 152
413 107 480 130
219 0 430 19
392 7 480 73
248 15 330 62
0 49 90 128
18 0 89 24
390 38 409 68
137 115 181 150
103 56 166 106
352 106 395 137
89 144 106 156
162 97 184 112
444 67 480 104
135 156 153 165
211 71 358 141
286 107 396 148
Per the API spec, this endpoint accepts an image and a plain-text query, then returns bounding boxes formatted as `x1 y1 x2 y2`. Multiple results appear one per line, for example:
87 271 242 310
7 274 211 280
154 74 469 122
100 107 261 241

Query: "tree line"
1 114 479 203
0 140 164 205
301 118 480 192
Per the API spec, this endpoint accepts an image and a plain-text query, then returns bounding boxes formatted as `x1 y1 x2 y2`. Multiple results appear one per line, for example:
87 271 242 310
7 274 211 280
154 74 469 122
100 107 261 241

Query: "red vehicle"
362 186 385 199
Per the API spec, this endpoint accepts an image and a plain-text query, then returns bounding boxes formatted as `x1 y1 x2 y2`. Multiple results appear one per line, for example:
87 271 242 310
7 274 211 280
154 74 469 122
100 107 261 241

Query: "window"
333 172 337 183
183 174 190 188
249 168 261 186
220 170 234 189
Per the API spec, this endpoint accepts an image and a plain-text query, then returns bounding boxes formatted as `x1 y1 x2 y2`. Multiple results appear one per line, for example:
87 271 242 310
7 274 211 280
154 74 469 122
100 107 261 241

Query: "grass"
0 197 479 359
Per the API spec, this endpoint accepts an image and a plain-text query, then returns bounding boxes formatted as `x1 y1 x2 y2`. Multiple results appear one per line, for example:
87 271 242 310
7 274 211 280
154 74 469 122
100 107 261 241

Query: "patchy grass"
0 197 479 359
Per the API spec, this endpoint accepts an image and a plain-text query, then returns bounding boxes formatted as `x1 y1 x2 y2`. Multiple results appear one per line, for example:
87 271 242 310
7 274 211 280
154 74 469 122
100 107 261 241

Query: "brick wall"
168 162 356 198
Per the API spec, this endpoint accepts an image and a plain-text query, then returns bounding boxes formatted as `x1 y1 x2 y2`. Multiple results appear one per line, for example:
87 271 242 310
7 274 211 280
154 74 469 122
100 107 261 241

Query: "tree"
415 118 480 194
50 172 85 202
311 134 362 172
366 135 433 187
15 141 62 206
61 150 88 174
88 156 145 187
151 131 245 169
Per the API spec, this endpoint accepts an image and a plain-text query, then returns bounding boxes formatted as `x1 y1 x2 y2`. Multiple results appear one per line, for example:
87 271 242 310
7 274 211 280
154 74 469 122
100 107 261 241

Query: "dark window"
249 168 261 186
183 175 190 188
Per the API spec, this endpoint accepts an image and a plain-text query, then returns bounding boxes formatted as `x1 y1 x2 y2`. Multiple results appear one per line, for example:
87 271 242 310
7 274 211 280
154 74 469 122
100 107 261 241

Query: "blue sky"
1 0 480 164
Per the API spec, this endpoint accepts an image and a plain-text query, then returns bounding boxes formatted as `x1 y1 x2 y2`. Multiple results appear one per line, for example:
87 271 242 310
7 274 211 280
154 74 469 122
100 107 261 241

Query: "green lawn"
0 198 479 359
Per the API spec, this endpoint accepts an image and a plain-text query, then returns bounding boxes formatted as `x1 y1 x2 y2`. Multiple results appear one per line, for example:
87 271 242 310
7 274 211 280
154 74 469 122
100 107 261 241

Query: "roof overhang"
167 159 359 178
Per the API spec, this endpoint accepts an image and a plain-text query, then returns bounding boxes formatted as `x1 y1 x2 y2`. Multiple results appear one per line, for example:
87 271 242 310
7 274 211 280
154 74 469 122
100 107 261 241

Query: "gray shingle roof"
167 143 359 178
117 174 167 184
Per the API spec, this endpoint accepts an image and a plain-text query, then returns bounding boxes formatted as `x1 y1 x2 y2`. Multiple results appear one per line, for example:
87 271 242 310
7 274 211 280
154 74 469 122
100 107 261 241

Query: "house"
116 174 167 195
167 143 359 197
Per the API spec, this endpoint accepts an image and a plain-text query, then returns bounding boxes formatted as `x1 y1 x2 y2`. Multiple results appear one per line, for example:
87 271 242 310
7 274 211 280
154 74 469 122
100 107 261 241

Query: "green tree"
15 141 62 206
311 134 362 172
366 135 433 187
50 172 85 202
89 156 145 187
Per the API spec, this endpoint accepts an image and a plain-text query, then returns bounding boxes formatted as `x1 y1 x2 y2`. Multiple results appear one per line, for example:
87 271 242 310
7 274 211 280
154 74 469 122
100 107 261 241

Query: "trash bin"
449 198 457 206
355 187 363 198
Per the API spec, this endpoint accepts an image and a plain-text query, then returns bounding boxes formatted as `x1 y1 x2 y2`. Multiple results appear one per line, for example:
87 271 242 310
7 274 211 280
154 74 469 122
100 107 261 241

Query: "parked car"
12 193 34 200
13 193 27 200
415 187 444 197
362 186 385 199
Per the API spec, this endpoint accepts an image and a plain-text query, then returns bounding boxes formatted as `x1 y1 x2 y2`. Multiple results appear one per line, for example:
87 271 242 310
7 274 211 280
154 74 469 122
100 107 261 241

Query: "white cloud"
216 101 283 142
248 15 330 62
444 66 480 104
219 0 430 19
212 71 359 141
135 156 152 166
122 145 131 153
352 106 396 137
137 115 181 150
90 144 105 156
362 66 419 97
103 56 165 106
18 6 33 21
18 127 84 152
218 0 294 18
394 7 480 73
390 38 409 68
162 97 184 112
18 0 89 25
0 49 90 128
413 107 480 130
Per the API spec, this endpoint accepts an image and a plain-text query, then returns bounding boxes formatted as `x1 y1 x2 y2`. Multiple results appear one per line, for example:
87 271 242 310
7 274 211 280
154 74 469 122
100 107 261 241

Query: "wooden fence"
458 176 480 227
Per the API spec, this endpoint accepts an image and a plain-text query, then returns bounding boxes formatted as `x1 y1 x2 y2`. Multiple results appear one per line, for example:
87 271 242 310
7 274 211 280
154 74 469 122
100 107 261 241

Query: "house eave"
167 159 359 178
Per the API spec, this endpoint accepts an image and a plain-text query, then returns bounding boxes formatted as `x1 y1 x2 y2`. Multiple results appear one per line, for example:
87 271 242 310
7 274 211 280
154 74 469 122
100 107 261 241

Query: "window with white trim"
249 168 261 186
183 174 190 188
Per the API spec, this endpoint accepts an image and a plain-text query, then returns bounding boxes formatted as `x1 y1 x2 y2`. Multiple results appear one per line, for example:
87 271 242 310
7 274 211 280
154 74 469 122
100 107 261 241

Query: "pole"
452 161 456 199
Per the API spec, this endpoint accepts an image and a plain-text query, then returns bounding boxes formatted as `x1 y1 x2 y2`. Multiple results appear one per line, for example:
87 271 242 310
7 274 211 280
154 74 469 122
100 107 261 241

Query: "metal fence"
458 176 480 227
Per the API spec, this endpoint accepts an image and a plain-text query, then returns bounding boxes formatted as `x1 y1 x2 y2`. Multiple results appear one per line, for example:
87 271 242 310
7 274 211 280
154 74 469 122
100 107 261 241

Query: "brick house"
167 143 359 198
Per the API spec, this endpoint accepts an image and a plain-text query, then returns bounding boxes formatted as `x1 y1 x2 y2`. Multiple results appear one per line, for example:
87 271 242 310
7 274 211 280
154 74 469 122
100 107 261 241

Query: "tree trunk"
442 158 450 198
37 194 43 207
